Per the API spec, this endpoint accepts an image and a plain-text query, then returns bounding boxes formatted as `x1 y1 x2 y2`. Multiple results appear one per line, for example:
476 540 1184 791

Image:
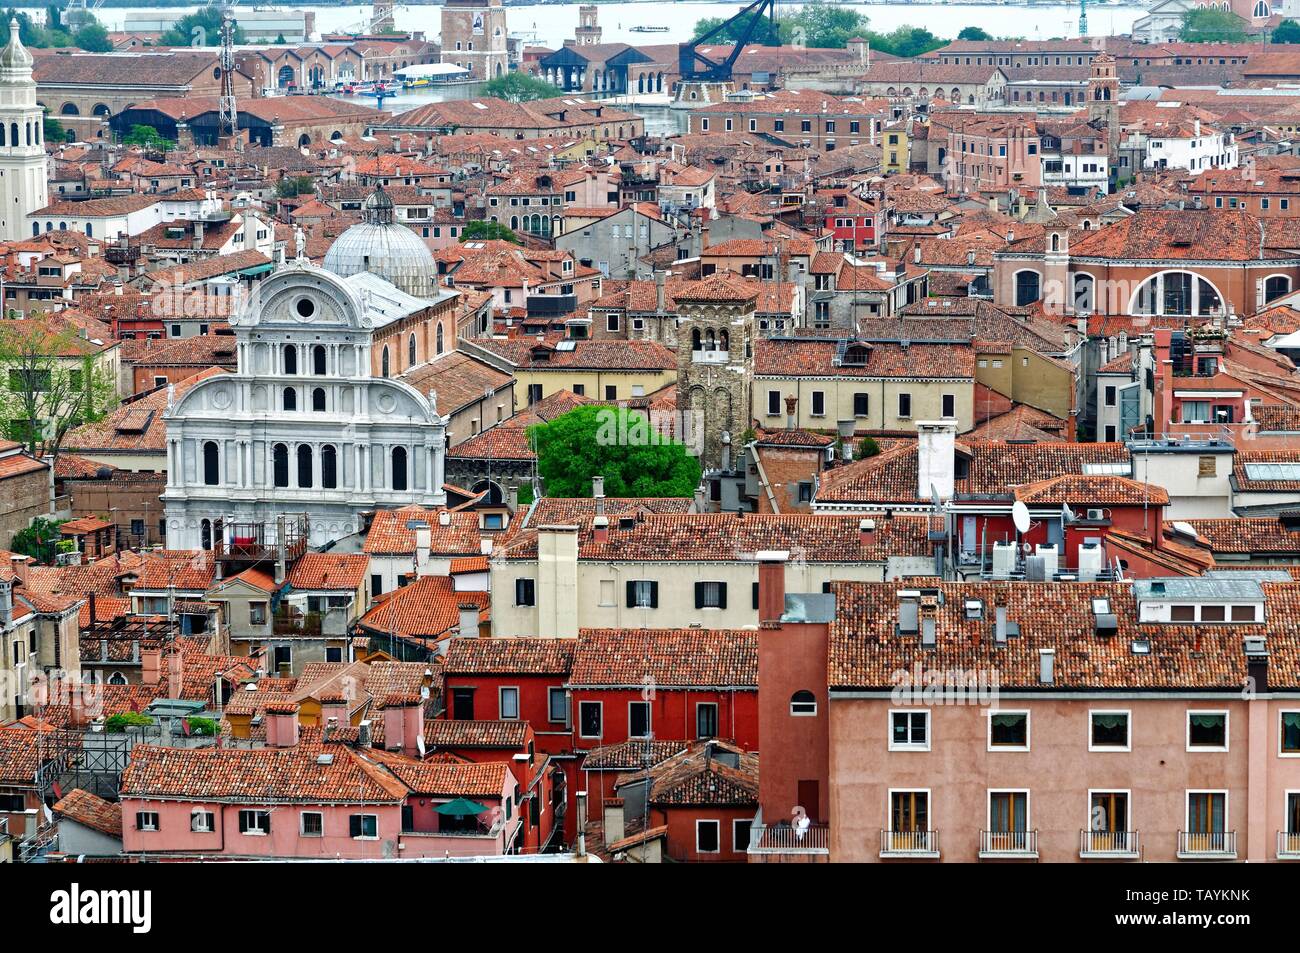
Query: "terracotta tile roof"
398 352 513 416
570 628 757 688
1064 209 1283 261
285 553 368 592
828 579 1300 691
445 425 536 461
356 575 488 645
0 723 57 786
474 338 676 371
426 719 529 749
364 749 508 798
133 549 217 592
617 740 759 807
581 739 688 771
1013 475 1169 507
755 338 975 379
1234 449 1300 492
1181 518 1300 555
52 788 123 839
63 367 228 455
442 637 575 676
363 506 486 556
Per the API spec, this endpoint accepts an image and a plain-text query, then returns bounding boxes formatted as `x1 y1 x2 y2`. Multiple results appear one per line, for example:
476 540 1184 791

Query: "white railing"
979 829 1038 856
1178 830 1236 858
1080 829 1140 857
690 350 730 365
1278 831 1300 859
880 829 939 856
748 824 830 853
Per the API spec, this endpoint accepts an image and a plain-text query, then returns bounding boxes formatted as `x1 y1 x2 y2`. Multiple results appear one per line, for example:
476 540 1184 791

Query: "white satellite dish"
416 733 426 758
1011 500 1032 535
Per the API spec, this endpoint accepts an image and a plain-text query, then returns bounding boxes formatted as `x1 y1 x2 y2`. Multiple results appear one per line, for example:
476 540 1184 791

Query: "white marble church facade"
161 263 451 550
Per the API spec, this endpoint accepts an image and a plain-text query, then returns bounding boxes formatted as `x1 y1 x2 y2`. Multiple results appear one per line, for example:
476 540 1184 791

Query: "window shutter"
695 581 704 609
627 580 637 608
752 581 760 610
350 815 361 838
717 583 727 609
649 581 659 608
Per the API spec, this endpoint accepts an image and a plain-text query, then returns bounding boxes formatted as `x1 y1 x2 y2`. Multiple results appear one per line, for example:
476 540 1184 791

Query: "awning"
238 263 275 277
436 797 488 816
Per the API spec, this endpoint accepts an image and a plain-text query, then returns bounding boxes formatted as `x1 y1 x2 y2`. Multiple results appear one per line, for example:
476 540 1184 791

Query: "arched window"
790 690 817 716
691 328 701 351
408 333 417 366
283 344 297 375
312 345 326 375
1073 273 1095 313
381 346 390 377
312 387 326 412
1254 1 1270 17
296 445 313 488
1015 270 1041 306
202 441 220 486
472 480 504 505
283 387 297 411
436 323 444 355
1129 271 1223 317
108 672 127 685
60 103 78 115
321 445 338 489
273 443 289 488
1 123 6 147
10 123 18 146
1265 275 1291 303
391 446 408 491
1050 233 1060 252
200 519 212 550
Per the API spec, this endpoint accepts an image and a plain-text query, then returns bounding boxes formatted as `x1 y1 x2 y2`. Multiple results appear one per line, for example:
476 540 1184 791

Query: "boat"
630 25 670 33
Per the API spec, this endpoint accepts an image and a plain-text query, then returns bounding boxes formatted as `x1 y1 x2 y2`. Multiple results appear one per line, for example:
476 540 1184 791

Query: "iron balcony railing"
880 829 939 856
1177 830 1236 858
979 829 1038 857
748 823 830 853
1080 829 1140 857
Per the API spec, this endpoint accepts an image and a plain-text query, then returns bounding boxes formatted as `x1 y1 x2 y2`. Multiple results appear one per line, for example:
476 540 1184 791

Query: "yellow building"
467 337 677 405
882 122 911 175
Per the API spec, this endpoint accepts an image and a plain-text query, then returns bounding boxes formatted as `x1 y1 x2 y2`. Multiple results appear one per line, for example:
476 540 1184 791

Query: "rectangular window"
239 809 270 835
696 819 721 853
988 791 1029 838
579 701 603 738
989 711 1029 749
190 810 214 832
1104 385 1117 407
515 578 536 607
942 394 955 418
767 390 781 416
811 391 825 416
733 818 753 852
451 687 475 721
249 601 268 626
548 687 568 725
1090 710 1130 750
890 710 930 750
897 393 912 418
629 701 651 738
627 579 658 608
301 811 324 836
499 686 520 720
694 581 727 609
1282 711 1300 755
136 811 159 832
853 392 869 417
1186 791 1227 838
891 790 930 834
349 814 378 839
604 385 617 401
371 574 383 597
697 702 718 739
1188 710 1228 751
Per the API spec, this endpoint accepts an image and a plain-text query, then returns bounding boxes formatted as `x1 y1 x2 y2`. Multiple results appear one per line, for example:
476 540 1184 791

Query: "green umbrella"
436 797 489 816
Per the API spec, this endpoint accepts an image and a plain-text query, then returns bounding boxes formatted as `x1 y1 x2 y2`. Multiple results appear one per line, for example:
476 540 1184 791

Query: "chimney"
265 702 301 747
167 649 184 699
415 524 432 576
141 647 162 685
319 692 348 731
0 578 12 628
508 485 519 510
592 475 605 516
603 799 626 845
916 419 958 501
859 518 876 547
693 485 707 512
382 693 423 758
536 525 580 638
193 221 204 250
913 244 922 264
654 269 667 313
9 553 29 585
757 550 789 626
995 603 1009 644
592 514 609 543
1038 647 1055 685
784 394 798 430
458 603 480 637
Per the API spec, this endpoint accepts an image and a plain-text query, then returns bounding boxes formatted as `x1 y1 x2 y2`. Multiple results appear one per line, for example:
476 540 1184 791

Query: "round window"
296 297 315 319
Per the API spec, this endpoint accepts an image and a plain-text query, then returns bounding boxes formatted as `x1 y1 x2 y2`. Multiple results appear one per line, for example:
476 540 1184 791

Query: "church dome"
0 18 33 71
322 185 437 298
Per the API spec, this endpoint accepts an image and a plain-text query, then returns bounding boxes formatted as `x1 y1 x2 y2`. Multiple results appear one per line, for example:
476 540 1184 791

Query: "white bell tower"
0 19 47 241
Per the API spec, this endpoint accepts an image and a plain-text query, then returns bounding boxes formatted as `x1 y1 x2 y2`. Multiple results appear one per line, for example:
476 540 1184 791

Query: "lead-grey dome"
322 185 436 298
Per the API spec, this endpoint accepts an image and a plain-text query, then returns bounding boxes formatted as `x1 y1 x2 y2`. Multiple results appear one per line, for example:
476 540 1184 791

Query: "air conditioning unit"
1035 544 1059 579
1078 541 1103 580
992 541 1017 579
1086 508 1106 521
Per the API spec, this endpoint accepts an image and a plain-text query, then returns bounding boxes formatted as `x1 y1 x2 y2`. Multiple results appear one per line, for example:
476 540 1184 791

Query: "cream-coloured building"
753 338 976 434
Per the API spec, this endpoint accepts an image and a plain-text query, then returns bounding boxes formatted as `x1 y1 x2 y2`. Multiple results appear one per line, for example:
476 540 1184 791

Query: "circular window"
296 297 315 319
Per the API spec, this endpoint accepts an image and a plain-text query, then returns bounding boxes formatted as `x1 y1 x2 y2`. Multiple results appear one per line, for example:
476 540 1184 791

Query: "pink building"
752 562 1300 863
119 701 522 860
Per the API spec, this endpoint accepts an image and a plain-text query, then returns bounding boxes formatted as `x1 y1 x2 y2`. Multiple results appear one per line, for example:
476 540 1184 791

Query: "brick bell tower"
1087 53 1120 184
674 276 757 477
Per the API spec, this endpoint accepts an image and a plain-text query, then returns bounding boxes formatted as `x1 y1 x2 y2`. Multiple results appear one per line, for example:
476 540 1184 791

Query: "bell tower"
576 5 601 45
0 19 47 241
1087 53 1120 184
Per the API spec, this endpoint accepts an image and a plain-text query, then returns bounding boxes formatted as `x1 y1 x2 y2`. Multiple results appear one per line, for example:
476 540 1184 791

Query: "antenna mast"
219 14 238 140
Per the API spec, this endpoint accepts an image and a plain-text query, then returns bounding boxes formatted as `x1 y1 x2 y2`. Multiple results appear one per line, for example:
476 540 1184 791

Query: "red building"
821 191 878 252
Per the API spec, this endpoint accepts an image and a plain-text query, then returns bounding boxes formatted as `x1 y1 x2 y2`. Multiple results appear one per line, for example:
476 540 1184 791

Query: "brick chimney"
784 394 798 430
265 701 300 747
860 518 876 548
458 603 480 638
319 692 348 733
141 647 162 686
382 693 423 758
757 551 789 627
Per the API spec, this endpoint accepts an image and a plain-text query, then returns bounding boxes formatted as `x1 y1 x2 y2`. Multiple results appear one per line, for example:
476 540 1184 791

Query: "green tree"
42 111 63 144
958 26 993 41
11 517 66 564
459 220 521 243
276 174 315 198
854 435 881 460
159 6 245 47
785 0 870 48
1180 8 1248 42
275 32 287 44
528 406 702 498
692 11 782 46
481 70 560 103
73 22 112 53
122 123 173 151
872 26 944 58
1274 19 1300 42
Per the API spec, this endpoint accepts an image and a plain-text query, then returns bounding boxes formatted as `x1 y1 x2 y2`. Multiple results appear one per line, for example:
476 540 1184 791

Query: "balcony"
880 829 940 859
1080 829 1140 859
691 349 731 365
747 823 830 857
1278 831 1300 860
1177 830 1236 860
979 830 1038 859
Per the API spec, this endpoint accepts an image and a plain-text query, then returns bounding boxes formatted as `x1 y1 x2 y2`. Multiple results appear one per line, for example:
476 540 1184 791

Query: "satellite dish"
416 733 426 758
1012 500 1032 535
